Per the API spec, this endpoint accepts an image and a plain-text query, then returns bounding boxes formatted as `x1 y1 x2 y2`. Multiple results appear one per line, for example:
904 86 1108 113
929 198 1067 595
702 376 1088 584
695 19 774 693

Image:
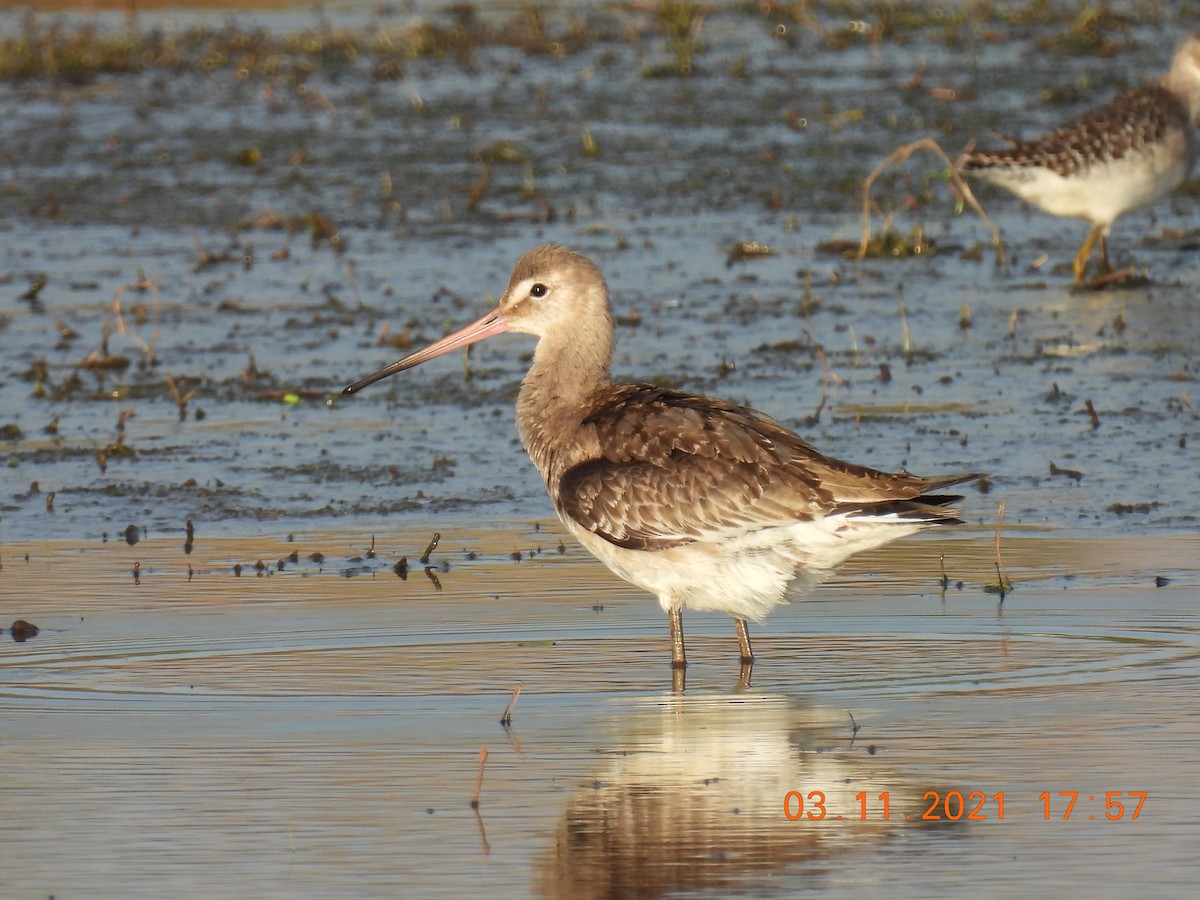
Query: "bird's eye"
529 283 548 298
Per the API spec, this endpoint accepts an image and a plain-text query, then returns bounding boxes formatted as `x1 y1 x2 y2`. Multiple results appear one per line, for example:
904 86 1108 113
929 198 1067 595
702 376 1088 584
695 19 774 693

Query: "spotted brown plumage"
963 32 1200 284
967 85 1189 177
345 245 982 676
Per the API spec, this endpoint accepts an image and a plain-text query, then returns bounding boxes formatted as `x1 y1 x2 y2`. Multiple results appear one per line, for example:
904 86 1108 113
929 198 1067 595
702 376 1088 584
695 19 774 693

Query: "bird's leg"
734 617 754 664
668 607 686 670
1098 231 1112 273
1073 225 1104 283
734 618 754 689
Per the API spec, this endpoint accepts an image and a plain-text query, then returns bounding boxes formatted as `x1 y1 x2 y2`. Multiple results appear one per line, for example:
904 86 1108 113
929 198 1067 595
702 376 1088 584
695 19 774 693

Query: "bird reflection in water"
535 694 947 898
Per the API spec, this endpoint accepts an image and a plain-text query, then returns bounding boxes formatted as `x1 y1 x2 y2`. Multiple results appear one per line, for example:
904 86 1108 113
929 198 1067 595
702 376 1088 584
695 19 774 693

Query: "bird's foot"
1074 266 1140 292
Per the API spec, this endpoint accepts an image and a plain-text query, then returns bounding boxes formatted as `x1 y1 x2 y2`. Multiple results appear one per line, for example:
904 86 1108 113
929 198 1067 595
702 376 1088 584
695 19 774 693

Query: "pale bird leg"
734 617 754 664
668 607 686 670
1073 225 1105 283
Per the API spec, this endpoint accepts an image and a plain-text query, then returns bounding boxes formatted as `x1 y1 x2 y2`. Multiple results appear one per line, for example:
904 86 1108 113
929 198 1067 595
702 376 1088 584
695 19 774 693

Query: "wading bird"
346 246 979 678
964 32 1200 285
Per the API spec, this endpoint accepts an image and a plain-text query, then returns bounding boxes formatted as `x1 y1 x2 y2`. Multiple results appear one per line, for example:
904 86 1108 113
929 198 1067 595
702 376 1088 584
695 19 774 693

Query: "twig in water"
1084 399 1100 429
990 500 1013 602
470 746 489 809
799 329 843 426
803 394 827 428
500 682 523 727
420 532 441 564
899 298 912 362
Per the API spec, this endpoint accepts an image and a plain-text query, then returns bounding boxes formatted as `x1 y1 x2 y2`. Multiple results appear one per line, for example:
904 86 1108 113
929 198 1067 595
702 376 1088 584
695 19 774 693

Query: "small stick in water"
1085 399 1100 429
500 682 523 727
420 532 441 564
470 746 489 809
993 500 1012 602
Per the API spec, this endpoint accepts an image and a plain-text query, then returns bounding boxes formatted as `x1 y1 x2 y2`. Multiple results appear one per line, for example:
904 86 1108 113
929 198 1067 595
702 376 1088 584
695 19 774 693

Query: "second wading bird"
963 32 1200 285
345 246 980 677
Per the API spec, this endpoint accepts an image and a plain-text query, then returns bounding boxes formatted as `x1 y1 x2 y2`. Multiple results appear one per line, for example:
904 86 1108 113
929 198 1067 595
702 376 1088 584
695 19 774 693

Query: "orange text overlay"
783 790 1147 822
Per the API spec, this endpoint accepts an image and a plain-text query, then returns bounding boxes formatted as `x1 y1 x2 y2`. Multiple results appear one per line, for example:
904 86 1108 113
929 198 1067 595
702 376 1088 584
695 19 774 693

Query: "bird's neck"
516 328 613 487
1162 66 1200 121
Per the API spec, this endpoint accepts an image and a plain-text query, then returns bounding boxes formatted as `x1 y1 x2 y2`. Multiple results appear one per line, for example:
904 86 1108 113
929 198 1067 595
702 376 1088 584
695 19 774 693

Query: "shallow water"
2 2 1200 896
2 528 1199 897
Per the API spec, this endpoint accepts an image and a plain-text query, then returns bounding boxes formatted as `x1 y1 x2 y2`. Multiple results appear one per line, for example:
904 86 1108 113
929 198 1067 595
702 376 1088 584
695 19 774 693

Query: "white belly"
977 132 1192 228
562 513 929 622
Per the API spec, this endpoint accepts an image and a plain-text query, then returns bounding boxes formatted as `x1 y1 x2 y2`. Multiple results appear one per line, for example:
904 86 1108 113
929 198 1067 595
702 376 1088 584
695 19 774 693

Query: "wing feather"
556 386 972 550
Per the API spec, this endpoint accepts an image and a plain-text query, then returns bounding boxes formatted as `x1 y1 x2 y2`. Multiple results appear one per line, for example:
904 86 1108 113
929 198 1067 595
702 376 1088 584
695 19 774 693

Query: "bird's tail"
839 472 985 525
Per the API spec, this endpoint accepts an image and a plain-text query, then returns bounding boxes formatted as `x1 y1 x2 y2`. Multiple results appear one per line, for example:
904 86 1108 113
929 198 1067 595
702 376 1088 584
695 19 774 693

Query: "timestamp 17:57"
783 790 1147 821
1040 791 1146 820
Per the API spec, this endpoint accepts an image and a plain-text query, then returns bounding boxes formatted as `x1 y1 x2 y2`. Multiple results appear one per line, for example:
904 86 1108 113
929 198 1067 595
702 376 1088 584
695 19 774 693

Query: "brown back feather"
557 384 981 549
965 85 1189 176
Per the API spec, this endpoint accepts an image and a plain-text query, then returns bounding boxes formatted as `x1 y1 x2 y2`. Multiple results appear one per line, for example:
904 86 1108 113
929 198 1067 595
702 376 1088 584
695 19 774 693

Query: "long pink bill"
343 307 511 394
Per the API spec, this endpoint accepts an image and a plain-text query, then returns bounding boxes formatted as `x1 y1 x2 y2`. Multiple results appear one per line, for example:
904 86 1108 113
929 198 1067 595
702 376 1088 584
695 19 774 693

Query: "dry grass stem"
992 499 1013 600
1182 389 1199 420
857 137 1003 263
500 682 523 727
470 746 489 808
108 273 162 360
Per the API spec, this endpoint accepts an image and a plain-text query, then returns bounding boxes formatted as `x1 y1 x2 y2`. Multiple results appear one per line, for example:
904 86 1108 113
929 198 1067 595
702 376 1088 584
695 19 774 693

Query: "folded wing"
557 385 977 551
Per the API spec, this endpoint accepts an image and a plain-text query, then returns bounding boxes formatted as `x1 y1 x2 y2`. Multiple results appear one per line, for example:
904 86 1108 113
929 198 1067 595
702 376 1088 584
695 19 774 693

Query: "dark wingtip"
916 493 965 508
922 472 987 493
